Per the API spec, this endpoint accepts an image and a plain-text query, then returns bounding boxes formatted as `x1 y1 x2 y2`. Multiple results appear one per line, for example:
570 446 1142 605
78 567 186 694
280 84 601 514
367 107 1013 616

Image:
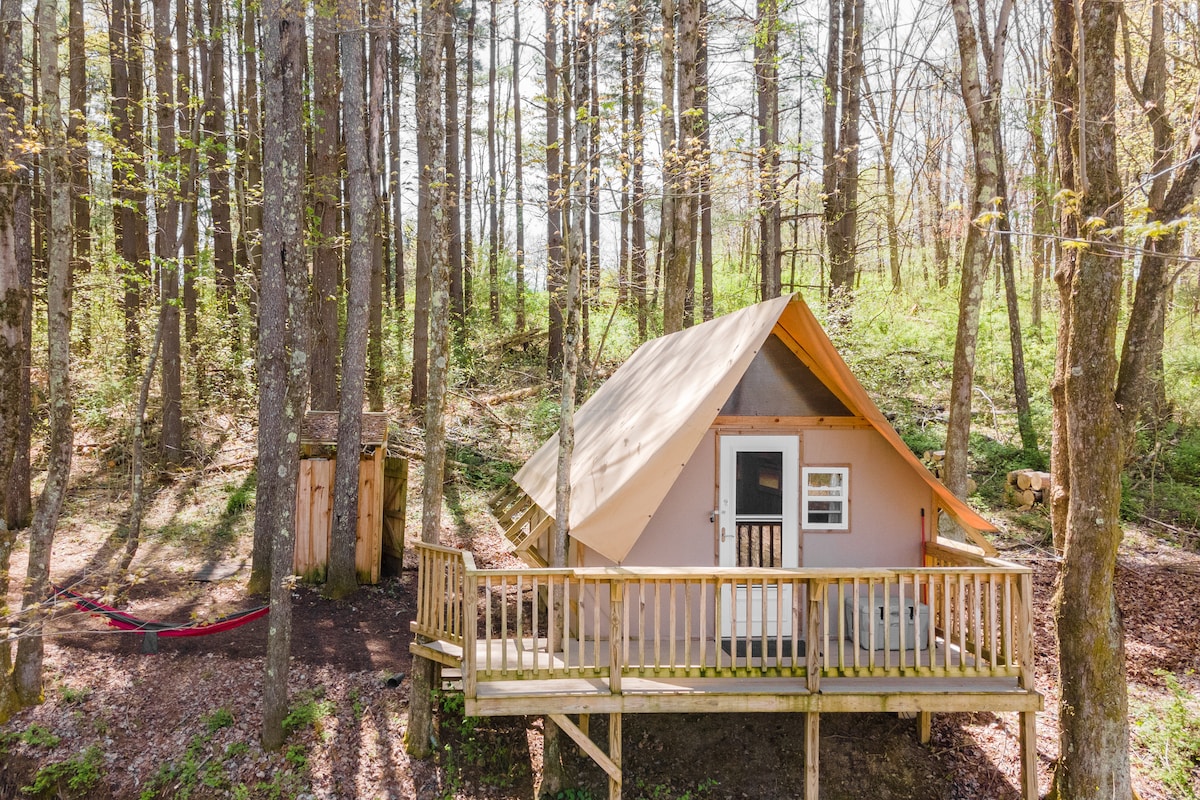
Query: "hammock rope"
52 585 269 638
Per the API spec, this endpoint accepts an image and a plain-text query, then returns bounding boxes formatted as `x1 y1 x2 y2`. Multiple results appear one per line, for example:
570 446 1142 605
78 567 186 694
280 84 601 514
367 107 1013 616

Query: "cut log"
1016 472 1033 491
1029 471 1051 492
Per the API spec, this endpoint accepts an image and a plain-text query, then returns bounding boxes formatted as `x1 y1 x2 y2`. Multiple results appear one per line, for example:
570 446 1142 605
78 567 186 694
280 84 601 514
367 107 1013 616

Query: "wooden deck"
409 541 1041 799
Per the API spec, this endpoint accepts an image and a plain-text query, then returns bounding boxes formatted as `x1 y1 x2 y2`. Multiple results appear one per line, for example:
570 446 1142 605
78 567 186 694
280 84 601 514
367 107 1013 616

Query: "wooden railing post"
806 580 823 693
609 580 624 695
463 570 478 699
1016 571 1034 690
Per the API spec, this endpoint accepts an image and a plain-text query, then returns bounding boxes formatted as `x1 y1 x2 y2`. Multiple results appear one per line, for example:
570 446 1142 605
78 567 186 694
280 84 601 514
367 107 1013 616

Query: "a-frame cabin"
412 294 1040 799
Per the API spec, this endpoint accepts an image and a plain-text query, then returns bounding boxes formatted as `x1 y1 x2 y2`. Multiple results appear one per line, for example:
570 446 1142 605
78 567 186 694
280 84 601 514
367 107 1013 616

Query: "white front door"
718 435 800 639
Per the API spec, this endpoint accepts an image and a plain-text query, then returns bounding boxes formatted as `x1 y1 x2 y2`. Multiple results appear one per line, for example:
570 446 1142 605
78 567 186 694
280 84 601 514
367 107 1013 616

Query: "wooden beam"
466 685 1042 717
549 713 622 783
917 711 931 744
805 711 819 800
1019 711 1038 800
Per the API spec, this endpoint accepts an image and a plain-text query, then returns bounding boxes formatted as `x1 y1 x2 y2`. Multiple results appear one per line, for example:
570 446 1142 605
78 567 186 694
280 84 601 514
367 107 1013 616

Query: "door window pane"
736 451 783 516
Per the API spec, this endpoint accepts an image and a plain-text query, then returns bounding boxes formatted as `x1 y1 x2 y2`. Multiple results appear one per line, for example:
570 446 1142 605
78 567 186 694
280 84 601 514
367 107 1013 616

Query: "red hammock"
53 585 269 638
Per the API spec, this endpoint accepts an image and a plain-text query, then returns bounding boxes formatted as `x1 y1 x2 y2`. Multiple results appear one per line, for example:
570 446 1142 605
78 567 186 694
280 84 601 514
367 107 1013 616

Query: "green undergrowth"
1124 423 1200 539
1132 672 1200 799
21 744 105 797
435 690 530 797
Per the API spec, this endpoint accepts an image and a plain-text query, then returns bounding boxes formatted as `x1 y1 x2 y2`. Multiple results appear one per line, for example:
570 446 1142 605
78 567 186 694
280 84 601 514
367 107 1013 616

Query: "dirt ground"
2 429 1199 799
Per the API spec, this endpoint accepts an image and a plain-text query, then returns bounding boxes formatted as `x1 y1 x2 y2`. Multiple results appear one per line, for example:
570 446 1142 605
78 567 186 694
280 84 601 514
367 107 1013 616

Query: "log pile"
1005 469 1052 510
921 449 977 494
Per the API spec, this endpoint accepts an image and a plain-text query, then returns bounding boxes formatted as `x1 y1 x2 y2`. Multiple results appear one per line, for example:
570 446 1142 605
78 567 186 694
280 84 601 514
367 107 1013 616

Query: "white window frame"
801 466 849 530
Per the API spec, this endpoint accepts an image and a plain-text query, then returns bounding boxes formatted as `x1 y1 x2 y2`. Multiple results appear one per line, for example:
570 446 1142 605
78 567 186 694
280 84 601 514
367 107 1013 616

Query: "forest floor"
2 402 1200 800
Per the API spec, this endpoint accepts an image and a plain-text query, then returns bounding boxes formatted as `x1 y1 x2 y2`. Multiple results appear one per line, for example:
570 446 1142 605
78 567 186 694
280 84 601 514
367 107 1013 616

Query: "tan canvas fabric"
513 293 995 563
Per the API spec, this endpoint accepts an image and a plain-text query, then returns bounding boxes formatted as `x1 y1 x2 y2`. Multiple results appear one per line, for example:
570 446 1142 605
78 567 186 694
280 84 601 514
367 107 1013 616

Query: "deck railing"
412 541 1035 696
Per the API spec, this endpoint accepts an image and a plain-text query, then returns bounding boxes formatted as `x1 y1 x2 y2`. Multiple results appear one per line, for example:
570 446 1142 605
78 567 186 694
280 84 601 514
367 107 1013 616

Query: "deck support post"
917 711 931 744
1019 711 1037 799
805 711 819 800
609 712 622 800
548 712 622 799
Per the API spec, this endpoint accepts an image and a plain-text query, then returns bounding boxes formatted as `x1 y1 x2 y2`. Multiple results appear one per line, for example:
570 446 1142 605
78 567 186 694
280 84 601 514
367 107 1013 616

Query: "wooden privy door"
718 435 799 639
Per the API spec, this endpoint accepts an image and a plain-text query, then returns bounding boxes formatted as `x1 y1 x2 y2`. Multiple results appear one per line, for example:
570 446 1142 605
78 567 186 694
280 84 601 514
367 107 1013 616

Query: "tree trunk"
756 0 780 301
664 0 698 333
405 0 449 758
154 0 183 466
630 0 647 341
444 20 464 335
68 0 90 315
942 0 1011 501
326 0 375 601
698 0 712 320
0 0 28 721
0 0 30 534
1049 1 1133 796
461 0 476 324
823 0 863 308
14 0 73 704
511 0 526 332
182 0 200 354
994 128 1038 459
544 0 564 376
540 2 588 786
366 0 385 412
389 16 405 311
486 0 499 324
310 0 341 411
240 2 264 347
257 0 310 749
1115 0 1200 434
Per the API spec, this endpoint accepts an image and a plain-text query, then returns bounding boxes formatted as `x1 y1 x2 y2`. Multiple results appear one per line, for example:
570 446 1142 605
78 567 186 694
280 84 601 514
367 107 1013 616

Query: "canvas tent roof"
511 293 995 564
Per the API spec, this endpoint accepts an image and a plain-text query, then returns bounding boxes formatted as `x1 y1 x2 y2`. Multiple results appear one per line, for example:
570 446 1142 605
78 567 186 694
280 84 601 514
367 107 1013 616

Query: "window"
802 467 849 530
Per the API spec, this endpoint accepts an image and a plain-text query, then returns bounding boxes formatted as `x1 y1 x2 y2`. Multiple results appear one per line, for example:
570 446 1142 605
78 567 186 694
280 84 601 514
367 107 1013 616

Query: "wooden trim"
465 686 1042 717
714 415 869 429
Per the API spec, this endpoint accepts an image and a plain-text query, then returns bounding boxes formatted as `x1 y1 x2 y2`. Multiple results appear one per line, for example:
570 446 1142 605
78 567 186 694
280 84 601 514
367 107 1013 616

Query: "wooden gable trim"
713 415 869 429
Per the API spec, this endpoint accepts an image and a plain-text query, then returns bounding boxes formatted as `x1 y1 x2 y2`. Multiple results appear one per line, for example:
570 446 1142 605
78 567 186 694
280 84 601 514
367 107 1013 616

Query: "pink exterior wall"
799 428 927 568
580 426 928 570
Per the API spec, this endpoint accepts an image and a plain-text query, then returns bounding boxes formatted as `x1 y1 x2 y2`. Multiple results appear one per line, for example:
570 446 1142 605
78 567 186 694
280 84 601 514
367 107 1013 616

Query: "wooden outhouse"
294 411 407 584
411 294 1040 800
